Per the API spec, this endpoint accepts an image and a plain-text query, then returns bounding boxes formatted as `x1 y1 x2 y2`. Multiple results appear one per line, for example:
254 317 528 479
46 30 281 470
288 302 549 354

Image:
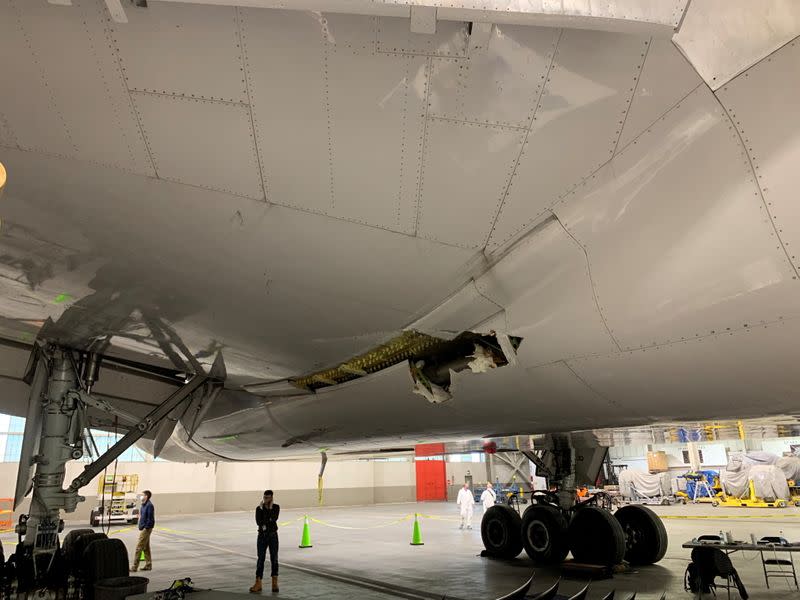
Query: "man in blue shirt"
131 490 155 572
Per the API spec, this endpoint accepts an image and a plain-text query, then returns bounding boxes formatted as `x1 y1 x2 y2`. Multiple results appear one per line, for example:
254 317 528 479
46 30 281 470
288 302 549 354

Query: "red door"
415 443 446 501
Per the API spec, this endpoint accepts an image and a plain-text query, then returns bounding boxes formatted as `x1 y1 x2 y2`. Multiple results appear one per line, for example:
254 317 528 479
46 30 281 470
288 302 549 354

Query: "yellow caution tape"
416 514 462 522
308 514 413 530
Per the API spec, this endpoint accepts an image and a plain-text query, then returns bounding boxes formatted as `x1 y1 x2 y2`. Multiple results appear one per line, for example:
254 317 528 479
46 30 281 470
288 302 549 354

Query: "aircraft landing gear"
481 492 668 566
2 343 221 597
480 435 668 567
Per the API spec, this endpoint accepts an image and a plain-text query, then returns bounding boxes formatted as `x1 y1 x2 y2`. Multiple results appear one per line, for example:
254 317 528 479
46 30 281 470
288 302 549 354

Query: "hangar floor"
4 502 800 599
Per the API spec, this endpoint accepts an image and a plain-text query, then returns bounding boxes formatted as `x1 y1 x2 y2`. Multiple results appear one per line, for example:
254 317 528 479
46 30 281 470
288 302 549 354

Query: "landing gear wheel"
568 506 625 566
481 505 522 559
614 504 668 565
521 504 569 564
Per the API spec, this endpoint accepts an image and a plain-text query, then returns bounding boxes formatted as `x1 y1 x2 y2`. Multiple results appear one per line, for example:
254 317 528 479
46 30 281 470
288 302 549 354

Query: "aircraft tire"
521 504 569 564
480 505 522 559
84 538 130 588
614 504 668 565
568 506 625 565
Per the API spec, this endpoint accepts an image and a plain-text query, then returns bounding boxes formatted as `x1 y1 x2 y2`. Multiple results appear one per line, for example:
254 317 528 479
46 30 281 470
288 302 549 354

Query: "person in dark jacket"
250 490 280 593
131 490 155 572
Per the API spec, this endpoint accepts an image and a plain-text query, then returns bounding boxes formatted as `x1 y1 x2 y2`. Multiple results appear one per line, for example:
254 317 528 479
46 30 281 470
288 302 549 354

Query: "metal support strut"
12 343 216 589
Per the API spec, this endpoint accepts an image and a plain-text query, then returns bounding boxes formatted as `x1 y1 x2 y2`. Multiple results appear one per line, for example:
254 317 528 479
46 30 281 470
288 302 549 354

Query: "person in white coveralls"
480 482 497 514
456 482 474 529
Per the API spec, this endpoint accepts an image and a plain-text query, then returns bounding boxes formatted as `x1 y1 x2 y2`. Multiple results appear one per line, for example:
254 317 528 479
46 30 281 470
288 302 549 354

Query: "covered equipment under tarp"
776 456 800 482
618 469 671 498
725 451 779 472
720 465 790 501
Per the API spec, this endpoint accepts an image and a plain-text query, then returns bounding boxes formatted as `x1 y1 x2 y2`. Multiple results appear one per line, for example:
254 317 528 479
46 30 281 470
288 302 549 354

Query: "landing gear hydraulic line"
3 343 219 597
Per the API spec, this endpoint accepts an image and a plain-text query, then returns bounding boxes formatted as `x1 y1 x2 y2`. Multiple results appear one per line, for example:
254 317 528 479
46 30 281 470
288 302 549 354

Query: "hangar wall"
0 459 416 523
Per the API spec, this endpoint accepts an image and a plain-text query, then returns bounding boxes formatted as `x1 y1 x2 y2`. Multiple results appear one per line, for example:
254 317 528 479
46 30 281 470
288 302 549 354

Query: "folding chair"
760 550 799 590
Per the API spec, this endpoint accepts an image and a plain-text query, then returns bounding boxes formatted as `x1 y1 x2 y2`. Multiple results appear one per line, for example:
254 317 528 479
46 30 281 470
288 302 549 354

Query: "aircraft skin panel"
376 16 469 58
327 47 427 234
131 91 265 199
1 1 800 462
0 147 476 380
427 24 560 129
241 8 332 214
555 84 800 351
716 39 800 278
673 0 800 90
0 1 80 158
417 118 525 248
615 38 703 151
486 29 648 253
566 315 800 422
475 217 619 367
110 1 247 103
0 1 153 174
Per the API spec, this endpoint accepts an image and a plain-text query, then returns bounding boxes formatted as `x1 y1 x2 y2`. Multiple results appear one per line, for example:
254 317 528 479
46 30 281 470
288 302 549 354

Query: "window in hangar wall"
0 413 155 462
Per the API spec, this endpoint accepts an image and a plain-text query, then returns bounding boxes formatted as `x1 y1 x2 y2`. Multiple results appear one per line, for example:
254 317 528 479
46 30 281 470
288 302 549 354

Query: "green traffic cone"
299 515 313 548
410 513 424 546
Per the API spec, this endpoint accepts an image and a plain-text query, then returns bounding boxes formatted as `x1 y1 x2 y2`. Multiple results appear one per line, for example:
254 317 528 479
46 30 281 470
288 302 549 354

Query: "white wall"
761 437 800 456
0 458 417 520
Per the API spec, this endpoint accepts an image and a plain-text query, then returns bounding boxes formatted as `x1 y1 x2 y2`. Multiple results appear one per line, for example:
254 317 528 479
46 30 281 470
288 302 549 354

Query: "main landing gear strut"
480 436 668 568
3 343 223 597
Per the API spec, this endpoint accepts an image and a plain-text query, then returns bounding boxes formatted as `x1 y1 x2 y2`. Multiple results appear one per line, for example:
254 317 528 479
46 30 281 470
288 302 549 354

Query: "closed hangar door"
415 444 447 501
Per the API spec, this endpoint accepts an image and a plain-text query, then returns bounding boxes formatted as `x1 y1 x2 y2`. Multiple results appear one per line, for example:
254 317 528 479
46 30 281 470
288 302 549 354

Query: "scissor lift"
89 474 140 527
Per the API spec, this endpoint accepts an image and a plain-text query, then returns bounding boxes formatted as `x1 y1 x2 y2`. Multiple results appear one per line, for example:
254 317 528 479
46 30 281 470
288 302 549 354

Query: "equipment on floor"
298 515 313 548
617 469 678 505
678 471 721 503
717 464 791 508
0 498 12 532
776 456 800 506
90 474 141 527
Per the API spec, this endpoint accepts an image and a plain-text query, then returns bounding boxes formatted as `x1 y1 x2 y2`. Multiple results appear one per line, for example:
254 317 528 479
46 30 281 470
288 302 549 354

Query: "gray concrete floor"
3 502 800 599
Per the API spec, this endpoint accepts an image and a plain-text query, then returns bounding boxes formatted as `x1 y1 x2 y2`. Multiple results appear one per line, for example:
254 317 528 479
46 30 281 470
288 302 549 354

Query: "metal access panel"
487 29 647 253
326 48 426 233
112 1 247 102
377 17 468 57
428 25 560 129
132 92 264 199
240 8 331 213
418 118 524 248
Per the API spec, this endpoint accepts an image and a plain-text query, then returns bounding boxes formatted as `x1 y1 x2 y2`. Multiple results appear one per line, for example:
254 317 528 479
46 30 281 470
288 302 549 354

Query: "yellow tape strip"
108 527 137 534
308 514 413 530
417 514 461 522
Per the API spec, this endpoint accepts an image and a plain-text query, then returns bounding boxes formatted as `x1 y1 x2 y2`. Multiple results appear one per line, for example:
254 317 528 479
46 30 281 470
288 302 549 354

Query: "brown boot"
271 577 279 593
249 578 262 593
